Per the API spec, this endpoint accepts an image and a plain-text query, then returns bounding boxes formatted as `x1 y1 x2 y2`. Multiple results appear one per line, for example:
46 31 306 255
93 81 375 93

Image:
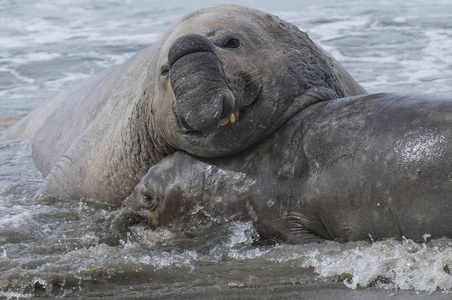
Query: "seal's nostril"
220 92 235 119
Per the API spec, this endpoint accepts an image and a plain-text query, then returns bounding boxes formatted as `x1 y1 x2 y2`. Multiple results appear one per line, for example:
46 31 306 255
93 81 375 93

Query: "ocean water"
1 0 452 299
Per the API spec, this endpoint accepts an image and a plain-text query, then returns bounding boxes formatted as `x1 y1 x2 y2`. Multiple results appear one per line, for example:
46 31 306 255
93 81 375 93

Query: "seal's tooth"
229 113 236 124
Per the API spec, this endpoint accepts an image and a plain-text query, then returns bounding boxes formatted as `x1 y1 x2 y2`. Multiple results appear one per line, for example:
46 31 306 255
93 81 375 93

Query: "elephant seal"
123 93 452 243
5 5 365 205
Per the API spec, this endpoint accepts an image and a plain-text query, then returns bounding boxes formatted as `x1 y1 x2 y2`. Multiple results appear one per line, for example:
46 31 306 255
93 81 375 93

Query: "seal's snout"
219 91 235 119
122 198 148 226
168 34 215 67
218 91 240 127
168 33 237 132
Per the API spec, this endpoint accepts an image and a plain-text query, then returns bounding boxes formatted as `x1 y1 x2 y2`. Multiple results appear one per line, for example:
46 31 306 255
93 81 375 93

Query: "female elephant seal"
123 93 452 243
6 5 365 205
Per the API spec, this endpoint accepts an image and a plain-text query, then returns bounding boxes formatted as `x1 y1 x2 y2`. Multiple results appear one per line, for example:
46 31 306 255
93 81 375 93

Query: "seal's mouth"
122 206 157 229
177 86 261 136
219 109 240 127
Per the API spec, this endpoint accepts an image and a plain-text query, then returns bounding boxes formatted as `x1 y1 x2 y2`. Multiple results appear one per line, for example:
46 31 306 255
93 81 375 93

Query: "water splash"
297 239 452 293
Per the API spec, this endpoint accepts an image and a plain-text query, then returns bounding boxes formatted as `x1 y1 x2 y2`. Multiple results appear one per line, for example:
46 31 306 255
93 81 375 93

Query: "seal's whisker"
245 75 263 85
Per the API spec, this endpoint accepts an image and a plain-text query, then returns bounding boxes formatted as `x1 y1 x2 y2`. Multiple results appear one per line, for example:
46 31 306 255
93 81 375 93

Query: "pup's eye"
143 193 158 211
222 36 241 49
143 194 153 203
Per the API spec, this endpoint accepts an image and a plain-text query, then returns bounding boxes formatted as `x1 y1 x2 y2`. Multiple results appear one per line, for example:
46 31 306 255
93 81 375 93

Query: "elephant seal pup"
5 5 365 205
123 93 452 243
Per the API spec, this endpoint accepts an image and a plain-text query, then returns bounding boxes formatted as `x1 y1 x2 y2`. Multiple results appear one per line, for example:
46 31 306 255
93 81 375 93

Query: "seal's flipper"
284 213 330 244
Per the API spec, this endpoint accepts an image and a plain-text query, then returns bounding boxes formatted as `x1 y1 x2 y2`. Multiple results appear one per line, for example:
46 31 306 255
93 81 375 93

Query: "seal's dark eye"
143 193 158 211
143 194 153 203
160 65 169 77
222 36 241 49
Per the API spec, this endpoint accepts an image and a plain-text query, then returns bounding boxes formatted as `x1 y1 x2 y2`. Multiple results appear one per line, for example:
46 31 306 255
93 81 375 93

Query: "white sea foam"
0 211 33 229
0 291 33 300
297 239 452 293
223 221 259 248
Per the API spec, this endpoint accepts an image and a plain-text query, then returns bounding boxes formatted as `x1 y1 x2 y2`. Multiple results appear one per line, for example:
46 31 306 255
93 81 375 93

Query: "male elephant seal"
123 93 452 243
5 5 365 205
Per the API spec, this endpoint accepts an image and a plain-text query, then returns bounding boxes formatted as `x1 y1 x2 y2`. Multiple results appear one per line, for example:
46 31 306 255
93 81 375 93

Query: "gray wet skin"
5 5 365 205
124 93 452 244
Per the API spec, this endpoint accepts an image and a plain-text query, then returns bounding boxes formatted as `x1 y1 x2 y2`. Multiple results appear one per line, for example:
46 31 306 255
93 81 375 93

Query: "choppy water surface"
1 0 452 299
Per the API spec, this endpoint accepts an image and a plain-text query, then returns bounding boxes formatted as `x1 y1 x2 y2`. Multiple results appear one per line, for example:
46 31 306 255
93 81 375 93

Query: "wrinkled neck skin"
135 80 176 166
130 40 180 167
39 74 174 204
38 44 176 204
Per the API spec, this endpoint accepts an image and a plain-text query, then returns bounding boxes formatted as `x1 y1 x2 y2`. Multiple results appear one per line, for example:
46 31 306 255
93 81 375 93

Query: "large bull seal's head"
145 5 362 158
